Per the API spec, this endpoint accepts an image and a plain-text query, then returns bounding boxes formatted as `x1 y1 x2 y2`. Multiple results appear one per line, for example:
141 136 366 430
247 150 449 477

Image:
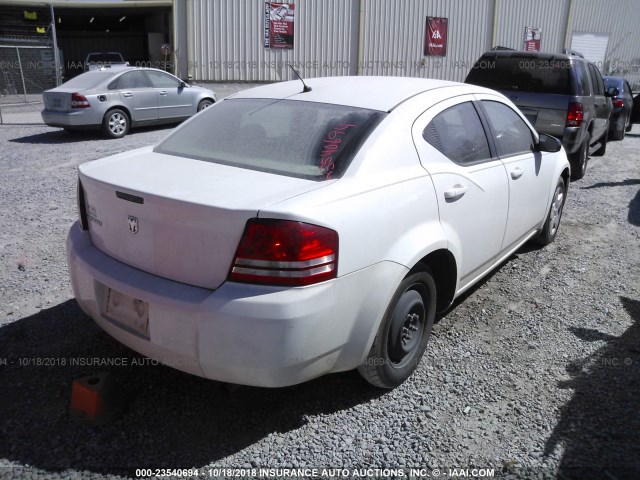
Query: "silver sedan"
41 68 216 138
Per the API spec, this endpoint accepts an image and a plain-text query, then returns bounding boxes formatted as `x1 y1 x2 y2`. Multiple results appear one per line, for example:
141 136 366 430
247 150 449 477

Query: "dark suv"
465 49 614 180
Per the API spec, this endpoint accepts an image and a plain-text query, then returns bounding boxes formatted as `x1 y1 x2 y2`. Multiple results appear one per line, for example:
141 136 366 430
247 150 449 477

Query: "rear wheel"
102 109 130 139
569 133 590 180
592 129 607 156
358 270 436 389
534 177 567 246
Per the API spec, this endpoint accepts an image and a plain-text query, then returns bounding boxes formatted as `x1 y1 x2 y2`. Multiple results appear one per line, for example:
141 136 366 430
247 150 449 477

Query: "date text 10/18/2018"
134 467 497 478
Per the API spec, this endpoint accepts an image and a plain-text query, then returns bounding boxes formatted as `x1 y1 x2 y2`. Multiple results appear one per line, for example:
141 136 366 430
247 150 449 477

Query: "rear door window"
573 61 590 96
480 101 535 157
117 71 150 89
146 70 182 88
588 64 604 96
423 102 491 165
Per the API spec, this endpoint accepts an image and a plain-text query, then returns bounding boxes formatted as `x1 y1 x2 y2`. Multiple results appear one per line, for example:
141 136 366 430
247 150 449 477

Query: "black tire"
592 129 607 156
102 109 130 139
569 133 590 181
358 270 436 389
197 99 213 111
625 122 633 133
612 126 625 141
533 177 567 246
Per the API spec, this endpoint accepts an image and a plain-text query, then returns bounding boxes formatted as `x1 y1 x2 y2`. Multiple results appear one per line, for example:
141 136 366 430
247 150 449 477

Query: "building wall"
567 0 640 85
186 0 359 81
358 0 493 81
493 0 570 54
183 0 640 86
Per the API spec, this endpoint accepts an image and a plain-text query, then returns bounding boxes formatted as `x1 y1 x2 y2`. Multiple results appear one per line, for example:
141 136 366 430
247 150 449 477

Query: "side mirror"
179 80 187 88
536 133 562 153
605 86 619 97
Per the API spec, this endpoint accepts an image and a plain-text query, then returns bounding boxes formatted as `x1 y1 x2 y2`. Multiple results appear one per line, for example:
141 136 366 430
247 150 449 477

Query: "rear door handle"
159 91 168 96
511 167 524 179
444 184 468 200
123 92 133 97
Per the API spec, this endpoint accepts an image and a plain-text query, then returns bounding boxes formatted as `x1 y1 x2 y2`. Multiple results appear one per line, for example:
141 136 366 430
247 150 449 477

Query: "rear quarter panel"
257 105 450 279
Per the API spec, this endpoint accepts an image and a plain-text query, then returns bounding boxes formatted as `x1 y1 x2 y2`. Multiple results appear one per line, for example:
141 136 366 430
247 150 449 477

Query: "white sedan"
66 76 570 388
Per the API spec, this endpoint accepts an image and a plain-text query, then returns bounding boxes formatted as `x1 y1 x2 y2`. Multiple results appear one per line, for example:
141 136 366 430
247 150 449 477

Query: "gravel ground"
0 84 639 480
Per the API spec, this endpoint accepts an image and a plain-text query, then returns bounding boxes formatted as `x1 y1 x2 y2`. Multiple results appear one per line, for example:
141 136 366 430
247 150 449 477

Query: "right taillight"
566 102 583 127
229 219 338 287
77 179 89 230
612 98 624 108
71 92 90 108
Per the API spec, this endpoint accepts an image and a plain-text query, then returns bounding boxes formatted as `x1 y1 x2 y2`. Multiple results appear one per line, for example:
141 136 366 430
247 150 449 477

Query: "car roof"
53 67 174 90
478 50 578 63
229 76 479 111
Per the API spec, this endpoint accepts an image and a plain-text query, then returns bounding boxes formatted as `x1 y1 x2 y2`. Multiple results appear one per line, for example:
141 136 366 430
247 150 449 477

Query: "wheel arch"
410 249 458 313
104 104 132 124
561 166 570 188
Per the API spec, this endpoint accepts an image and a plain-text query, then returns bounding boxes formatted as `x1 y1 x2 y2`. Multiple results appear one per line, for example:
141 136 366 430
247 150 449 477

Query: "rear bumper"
561 127 582 155
41 109 102 128
66 222 406 387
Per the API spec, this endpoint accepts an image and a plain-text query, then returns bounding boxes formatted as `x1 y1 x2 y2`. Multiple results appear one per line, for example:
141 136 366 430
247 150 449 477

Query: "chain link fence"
0 3 60 124
0 44 58 124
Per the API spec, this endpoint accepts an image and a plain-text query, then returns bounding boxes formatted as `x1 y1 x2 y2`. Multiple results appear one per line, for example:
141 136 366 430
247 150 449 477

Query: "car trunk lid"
79 147 328 290
43 89 77 112
43 88 90 112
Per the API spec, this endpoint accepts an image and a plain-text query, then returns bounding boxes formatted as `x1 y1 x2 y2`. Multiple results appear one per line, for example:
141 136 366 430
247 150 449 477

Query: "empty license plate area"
104 288 150 339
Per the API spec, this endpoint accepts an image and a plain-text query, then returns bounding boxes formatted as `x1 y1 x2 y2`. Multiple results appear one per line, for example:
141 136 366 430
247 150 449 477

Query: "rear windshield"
466 56 573 95
59 71 112 89
603 77 622 90
87 53 124 63
154 98 386 181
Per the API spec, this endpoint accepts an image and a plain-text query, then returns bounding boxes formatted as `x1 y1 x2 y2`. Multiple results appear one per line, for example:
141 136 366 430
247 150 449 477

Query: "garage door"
571 32 609 66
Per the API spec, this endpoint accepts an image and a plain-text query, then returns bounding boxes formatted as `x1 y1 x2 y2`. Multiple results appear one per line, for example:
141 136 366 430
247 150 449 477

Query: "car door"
146 70 193 120
116 71 158 122
587 63 610 140
477 96 554 251
631 91 640 125
623 80 634 126
412 96 509 288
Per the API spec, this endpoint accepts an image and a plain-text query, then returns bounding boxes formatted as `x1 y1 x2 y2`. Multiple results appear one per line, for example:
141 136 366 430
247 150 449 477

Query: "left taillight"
229 219 338 287
612 98 624 108
71 92 90 108
77 179 89 230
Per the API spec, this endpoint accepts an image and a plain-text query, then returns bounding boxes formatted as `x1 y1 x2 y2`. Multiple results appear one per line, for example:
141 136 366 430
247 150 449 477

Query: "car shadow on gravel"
581 179 640 189
0 300 384 476
543 296 640 479
581 179 640 226
8 125 176 144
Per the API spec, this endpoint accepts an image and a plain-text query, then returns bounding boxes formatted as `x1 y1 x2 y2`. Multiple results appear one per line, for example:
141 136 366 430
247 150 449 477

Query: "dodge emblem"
128 215 139 234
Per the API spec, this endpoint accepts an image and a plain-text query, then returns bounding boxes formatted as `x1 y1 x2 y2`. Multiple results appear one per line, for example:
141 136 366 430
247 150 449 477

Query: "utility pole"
50 3 62 85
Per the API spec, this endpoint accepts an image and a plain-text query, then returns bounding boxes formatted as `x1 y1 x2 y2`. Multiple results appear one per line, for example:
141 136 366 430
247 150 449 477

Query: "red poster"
265 2 294 49
524 26 542 52
424 17 448 57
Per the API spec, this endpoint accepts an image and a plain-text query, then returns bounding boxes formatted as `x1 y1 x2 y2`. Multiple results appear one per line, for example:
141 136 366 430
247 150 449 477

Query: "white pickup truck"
85 52 130 72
